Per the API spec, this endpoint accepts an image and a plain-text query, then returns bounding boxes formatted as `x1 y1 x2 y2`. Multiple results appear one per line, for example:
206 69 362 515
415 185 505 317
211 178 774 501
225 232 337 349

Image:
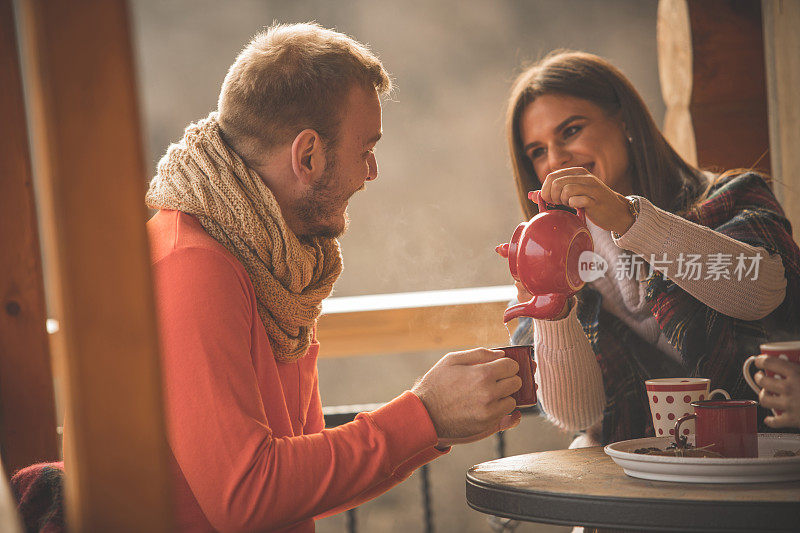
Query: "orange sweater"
148 210 445 532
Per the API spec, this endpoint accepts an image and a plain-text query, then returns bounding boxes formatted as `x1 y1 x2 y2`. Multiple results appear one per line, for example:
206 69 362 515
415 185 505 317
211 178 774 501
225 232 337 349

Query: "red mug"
674 400 758 458
743 340 800 415
496 345 537 407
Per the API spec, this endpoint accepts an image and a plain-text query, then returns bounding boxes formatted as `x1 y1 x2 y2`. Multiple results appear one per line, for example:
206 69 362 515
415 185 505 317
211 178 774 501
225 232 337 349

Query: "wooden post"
657 0 697 166
16 0 174 530
658 0 770 173
762 0 800 244
0 0 59 476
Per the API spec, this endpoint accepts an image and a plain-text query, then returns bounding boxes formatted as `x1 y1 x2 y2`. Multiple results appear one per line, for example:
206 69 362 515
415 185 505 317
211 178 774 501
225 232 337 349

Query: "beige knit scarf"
145 112 342 362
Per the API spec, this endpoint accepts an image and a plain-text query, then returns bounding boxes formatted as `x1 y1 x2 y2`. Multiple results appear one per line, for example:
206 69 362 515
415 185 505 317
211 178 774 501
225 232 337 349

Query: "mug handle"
742 355 761 395
743 354 780 416
708 388 730 400
674 413 696 448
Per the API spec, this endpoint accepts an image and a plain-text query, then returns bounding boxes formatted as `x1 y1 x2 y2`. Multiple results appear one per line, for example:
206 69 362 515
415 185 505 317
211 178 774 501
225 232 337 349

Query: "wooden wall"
762 0 800 244
658 0 771 173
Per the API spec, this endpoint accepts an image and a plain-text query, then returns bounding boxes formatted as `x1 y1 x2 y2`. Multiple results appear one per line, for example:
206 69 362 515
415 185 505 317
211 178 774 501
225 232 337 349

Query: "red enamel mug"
495 345 537 408
674 399 758 458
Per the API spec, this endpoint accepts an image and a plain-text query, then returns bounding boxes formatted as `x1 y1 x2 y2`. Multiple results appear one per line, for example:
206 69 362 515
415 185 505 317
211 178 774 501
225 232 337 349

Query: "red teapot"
496 190 594 322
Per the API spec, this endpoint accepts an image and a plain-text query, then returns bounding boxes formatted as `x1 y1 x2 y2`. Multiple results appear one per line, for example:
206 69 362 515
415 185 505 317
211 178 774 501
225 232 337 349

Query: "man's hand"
754 355 800 430
539 167 634 236
411 348 523 448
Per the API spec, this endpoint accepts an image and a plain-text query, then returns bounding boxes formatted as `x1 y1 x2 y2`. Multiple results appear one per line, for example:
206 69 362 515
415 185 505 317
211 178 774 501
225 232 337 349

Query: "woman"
505 51 800 446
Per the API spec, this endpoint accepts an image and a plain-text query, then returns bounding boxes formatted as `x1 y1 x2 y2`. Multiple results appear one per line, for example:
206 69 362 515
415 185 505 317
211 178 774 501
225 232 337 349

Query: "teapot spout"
503 294 568 322
495 243 510 258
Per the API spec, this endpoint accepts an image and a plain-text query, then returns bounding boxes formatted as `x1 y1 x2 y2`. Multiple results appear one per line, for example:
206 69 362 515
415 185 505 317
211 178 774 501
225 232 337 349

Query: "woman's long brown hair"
506 50 708 220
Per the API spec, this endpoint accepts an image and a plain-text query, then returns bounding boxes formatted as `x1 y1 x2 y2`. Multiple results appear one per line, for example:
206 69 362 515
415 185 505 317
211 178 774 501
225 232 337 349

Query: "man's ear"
291 129 324 185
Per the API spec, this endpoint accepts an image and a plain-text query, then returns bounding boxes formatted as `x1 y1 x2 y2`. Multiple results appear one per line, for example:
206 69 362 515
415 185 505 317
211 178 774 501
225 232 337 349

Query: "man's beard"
293 153 352 239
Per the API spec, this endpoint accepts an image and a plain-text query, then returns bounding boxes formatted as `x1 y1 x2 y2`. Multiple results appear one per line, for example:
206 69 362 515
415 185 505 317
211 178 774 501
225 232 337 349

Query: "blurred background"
129 1 662 531
131 0 664 297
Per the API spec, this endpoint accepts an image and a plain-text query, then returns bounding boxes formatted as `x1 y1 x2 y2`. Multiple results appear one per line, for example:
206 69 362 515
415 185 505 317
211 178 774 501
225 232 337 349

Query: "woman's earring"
627 135 633 144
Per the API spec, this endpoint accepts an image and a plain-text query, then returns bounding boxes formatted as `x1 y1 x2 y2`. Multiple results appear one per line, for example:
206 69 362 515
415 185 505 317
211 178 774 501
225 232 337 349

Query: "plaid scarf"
518 172 800 444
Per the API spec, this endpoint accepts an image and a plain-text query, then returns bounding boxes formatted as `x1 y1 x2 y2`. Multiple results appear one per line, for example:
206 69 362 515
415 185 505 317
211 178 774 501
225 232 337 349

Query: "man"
145 22 522 532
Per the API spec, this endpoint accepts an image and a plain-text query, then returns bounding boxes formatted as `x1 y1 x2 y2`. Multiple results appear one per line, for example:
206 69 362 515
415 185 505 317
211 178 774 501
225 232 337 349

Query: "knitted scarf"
146 113 343 362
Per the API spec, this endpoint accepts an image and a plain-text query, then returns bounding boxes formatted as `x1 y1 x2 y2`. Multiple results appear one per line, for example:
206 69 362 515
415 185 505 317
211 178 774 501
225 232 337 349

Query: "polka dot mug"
645 378 730 438
743 341 800 416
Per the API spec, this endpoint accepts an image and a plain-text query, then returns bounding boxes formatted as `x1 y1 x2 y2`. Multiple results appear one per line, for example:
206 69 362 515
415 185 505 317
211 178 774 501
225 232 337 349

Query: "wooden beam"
17 0 173 530
762 0 800 245
0 0 58 476
317 287 516 357
658 0 770 173
658 0 697 166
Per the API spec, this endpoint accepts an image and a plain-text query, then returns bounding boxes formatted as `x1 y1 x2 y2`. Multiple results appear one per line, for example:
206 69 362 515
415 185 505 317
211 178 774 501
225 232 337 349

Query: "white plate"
604 433 800 483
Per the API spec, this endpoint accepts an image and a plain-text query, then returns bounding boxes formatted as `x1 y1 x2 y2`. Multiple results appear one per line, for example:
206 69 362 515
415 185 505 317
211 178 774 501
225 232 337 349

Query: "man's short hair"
218 22 391 160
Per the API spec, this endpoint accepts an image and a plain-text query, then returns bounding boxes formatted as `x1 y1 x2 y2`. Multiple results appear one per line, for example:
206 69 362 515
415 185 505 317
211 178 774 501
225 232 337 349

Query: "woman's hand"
539 167 635 235
754 355 800 430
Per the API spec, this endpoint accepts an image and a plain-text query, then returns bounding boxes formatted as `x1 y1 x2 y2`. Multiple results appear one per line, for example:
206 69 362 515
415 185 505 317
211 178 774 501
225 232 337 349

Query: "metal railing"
322 404 540 533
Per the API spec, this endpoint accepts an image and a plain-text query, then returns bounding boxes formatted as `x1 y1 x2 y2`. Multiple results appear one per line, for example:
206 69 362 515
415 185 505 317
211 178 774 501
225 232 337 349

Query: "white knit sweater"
528 196 787 440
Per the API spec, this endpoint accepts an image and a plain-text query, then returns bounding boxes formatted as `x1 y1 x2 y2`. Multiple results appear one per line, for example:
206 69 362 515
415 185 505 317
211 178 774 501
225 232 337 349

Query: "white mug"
645 378 730 438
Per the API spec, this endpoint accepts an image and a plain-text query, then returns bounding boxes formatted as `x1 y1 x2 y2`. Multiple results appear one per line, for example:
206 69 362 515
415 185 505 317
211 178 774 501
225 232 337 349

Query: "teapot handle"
528 190 587 225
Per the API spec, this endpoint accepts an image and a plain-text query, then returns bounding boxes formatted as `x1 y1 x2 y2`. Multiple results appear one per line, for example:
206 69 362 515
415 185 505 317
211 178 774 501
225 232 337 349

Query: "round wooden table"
466 446 800 532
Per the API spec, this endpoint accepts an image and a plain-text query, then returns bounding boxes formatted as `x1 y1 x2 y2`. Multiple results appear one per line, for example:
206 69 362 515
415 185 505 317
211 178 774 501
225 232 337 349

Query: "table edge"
465 475 800 532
